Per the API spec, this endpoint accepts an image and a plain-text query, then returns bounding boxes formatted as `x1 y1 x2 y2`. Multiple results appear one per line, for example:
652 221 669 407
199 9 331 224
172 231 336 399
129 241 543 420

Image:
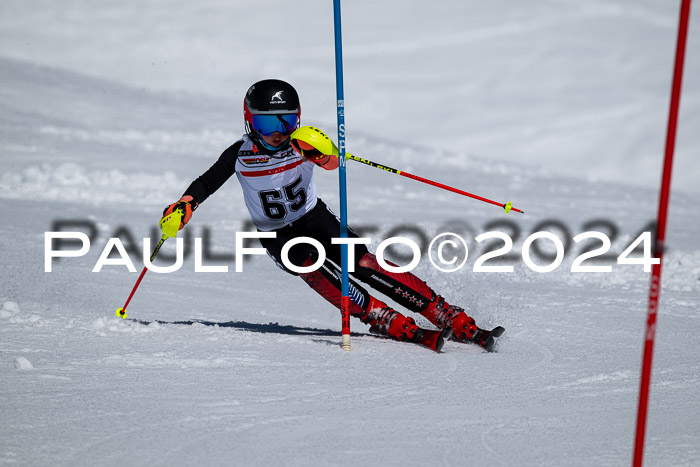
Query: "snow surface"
1 1 699 466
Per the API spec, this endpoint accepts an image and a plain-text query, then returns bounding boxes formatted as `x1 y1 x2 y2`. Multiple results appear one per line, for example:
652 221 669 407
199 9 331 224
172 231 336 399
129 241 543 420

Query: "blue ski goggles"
251 113 299 136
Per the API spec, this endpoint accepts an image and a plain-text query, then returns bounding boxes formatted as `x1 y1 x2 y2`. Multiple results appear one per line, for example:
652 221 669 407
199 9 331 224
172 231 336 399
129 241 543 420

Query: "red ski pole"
346 154 524 214
115 208 184 319
290 126 523 214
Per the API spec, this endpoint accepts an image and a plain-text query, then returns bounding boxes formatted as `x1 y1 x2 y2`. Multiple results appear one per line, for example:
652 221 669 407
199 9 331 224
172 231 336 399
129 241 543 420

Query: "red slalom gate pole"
633 1 692 465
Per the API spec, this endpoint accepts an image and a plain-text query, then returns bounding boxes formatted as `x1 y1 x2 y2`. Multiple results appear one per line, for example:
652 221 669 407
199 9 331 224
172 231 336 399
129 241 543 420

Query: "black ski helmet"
244 79 301 154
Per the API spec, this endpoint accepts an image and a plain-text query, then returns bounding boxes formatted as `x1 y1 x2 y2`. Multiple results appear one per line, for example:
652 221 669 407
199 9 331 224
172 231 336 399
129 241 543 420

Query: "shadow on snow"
128 318 370 338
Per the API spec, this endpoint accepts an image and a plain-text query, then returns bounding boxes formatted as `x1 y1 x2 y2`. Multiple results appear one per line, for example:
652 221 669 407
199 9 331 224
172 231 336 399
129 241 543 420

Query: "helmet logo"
271 91 285 104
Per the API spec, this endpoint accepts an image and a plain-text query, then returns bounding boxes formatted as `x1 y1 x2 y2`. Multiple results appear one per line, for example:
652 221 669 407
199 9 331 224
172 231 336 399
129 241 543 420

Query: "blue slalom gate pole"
333 0 351 351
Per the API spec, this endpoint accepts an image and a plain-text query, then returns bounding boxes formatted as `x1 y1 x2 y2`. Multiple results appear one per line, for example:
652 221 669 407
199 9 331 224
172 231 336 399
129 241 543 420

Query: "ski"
369 325 453 353
413 326 453 353
450 326 505 352
481 326 505 352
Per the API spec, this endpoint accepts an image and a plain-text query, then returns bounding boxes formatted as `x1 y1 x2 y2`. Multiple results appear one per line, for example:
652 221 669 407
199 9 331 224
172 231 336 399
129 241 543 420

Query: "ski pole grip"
159 208 184 239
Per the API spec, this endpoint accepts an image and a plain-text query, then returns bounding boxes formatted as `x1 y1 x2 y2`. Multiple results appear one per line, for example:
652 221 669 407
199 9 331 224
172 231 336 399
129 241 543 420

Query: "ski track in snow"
2 1 700 466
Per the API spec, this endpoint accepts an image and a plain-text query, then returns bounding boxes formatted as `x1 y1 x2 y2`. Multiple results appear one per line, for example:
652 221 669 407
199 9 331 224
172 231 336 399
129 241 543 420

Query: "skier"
163 79 503 352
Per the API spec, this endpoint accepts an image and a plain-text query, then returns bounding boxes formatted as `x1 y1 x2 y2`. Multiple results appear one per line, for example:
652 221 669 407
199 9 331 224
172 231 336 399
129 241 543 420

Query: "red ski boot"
421 296 478 341
421 296 505 352
365 298 452 353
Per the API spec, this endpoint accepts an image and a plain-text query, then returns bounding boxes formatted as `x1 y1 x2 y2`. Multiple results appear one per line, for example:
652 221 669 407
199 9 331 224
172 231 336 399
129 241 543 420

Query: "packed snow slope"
1 1 700 466
0 0 699 194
